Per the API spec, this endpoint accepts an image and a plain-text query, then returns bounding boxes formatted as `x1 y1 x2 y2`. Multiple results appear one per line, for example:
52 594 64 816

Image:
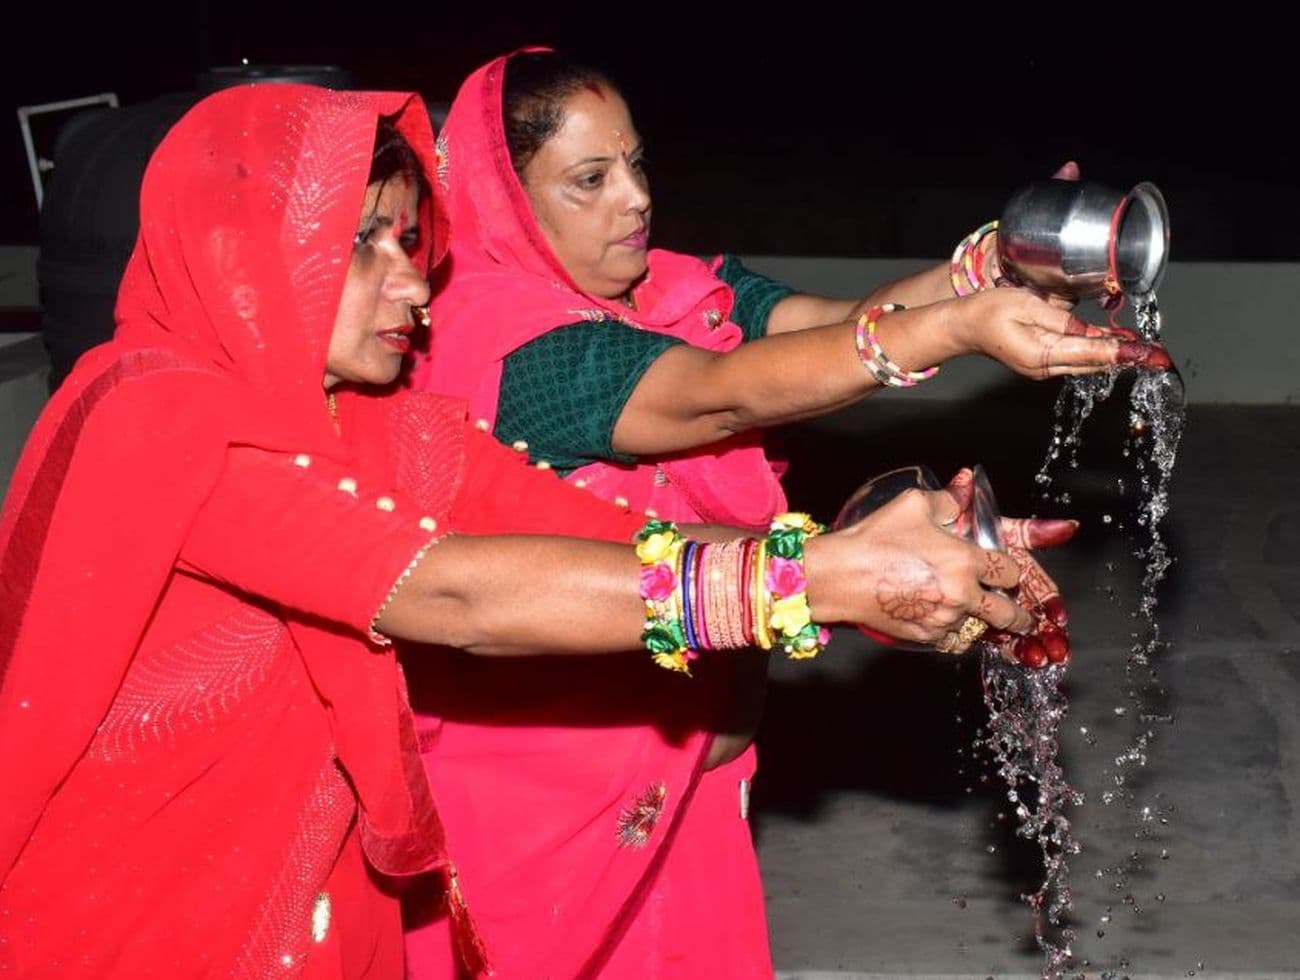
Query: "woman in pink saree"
404 50 1169 978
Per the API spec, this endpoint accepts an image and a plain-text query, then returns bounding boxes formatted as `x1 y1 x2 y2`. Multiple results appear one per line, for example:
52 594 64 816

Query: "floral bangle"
635 518 693 674
764 512 831 660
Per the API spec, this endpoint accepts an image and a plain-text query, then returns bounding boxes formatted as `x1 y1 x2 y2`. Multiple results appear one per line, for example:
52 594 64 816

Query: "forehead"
360 176 419 218
549 87 637 152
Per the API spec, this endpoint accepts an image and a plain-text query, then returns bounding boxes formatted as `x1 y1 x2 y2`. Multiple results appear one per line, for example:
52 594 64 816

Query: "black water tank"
38 66 353 390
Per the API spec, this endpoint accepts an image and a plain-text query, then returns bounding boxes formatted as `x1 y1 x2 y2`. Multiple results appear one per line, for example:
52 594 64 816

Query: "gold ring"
957 616 989 646
935 631 961 654
937 616 988 655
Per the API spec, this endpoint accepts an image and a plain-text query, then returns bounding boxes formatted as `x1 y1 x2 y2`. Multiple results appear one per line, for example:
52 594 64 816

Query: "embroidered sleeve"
494 321 680 476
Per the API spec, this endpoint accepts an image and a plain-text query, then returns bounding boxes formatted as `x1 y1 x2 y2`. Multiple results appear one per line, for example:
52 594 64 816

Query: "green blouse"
494 255 794 475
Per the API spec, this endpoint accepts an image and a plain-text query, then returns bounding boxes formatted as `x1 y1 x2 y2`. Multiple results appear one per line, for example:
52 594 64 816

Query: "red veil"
0 85 462 974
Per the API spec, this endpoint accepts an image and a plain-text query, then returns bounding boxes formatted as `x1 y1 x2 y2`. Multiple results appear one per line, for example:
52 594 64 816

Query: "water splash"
980 653 1083 978
1013 293 1186 977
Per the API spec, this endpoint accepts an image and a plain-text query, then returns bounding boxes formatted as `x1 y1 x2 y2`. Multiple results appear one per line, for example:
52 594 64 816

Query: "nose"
620 163 651 215
383 252 431 310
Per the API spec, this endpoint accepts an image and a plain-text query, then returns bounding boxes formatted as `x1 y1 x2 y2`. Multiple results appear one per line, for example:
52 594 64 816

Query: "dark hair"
369 113 432 200
502 52 617 175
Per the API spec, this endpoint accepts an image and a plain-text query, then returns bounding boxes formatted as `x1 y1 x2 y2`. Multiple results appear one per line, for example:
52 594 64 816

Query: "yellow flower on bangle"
769 594 812 635
636 531 677 564
772 512 816 533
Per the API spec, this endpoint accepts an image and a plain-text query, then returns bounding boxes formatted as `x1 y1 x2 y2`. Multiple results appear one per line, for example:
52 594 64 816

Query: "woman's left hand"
953 287 1171 379
945 469 1074 668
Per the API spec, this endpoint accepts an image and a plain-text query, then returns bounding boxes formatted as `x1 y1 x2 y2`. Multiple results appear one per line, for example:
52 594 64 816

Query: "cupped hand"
955 287 1171 379
805 487 1034 649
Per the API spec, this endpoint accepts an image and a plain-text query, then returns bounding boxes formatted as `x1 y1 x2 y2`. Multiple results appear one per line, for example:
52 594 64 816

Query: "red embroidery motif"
616 783 667 849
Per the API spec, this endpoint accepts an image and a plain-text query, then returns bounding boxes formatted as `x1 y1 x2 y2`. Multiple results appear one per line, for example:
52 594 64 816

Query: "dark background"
3 2 1293 259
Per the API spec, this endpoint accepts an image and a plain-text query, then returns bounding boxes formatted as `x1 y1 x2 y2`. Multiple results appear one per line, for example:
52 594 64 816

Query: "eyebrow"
562 144 645 172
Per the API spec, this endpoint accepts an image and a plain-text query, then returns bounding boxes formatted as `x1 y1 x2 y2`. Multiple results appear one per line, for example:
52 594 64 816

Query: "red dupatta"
409 50 786 529
0 85 456 889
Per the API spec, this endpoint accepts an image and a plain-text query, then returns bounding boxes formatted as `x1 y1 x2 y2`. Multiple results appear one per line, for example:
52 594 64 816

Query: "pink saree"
404 52 784 978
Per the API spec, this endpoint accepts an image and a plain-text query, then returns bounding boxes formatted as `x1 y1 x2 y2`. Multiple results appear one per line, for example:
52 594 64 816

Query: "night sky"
3 3 1293 258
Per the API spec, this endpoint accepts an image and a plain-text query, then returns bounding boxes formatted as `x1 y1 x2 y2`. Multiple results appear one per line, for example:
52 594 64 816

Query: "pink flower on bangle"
766 556 808 598
640 562 677 602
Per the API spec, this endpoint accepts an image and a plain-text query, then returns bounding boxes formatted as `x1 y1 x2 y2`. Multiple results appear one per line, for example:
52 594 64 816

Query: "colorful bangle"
751 537 773 651
739 537 756 646
680 539 702 652
764 512 831 660
635 519 693 674
855 303 939 388
950 220 999 297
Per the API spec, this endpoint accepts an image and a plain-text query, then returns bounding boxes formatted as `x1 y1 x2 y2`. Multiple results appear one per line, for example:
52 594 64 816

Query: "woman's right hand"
951 287 1171 379
803 487 1033 647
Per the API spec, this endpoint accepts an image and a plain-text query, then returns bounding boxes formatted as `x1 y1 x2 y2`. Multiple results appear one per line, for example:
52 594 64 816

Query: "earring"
413 305 431 328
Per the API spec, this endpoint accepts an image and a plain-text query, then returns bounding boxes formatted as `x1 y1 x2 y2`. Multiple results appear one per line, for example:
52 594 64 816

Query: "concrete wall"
741 256 1299 406
2 247 1297 497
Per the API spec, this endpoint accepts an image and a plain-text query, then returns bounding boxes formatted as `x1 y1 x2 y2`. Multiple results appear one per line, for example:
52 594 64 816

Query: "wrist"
803 535 845 625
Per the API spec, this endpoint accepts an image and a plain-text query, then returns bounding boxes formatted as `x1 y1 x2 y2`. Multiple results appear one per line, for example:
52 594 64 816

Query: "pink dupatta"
402 52 783 979
410 51 785 530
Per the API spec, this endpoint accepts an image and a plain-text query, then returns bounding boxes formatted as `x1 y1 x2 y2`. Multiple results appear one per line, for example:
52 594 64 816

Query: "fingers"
944 468 975 514
1037 335 1171 374
1000 516 1079 550
1052 160 1081 181
1065 314 1107 338
973 588 1035 633
922 487 961 528
1005 545 1061 609
976 547 1021 590
1117 340 1173 371
1042 595 1069 628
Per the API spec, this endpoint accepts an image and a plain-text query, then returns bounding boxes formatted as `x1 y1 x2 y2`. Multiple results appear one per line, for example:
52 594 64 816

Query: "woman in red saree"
0 82 658 979
402 51 1165 978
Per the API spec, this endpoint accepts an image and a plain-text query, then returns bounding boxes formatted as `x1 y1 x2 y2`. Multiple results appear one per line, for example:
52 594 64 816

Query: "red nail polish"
1041 628 1070 664
1042 595 1069 627
1117 341 1173 371
1016 636 1049 669
1027 519 1078 549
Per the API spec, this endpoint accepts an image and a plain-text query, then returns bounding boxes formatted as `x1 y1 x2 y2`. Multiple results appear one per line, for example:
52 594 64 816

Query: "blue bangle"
680 540 700 650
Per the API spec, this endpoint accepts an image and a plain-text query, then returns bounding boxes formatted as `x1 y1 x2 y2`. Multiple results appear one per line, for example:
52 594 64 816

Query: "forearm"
764 262 952 336
615 300 969 453
378 534 648 656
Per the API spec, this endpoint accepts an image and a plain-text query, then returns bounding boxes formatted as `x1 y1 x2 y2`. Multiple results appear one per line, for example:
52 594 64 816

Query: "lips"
618 228 649 249
378 324 411 353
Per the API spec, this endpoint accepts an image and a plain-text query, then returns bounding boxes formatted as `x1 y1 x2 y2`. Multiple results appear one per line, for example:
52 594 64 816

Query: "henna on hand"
875 559 943 627
980 549 1013 585
1007 545 1059 609
1037 332 1064 379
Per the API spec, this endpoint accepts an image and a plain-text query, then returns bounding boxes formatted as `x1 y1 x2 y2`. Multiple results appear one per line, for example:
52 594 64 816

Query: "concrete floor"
756 387 1300 979
4 334 1296 978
